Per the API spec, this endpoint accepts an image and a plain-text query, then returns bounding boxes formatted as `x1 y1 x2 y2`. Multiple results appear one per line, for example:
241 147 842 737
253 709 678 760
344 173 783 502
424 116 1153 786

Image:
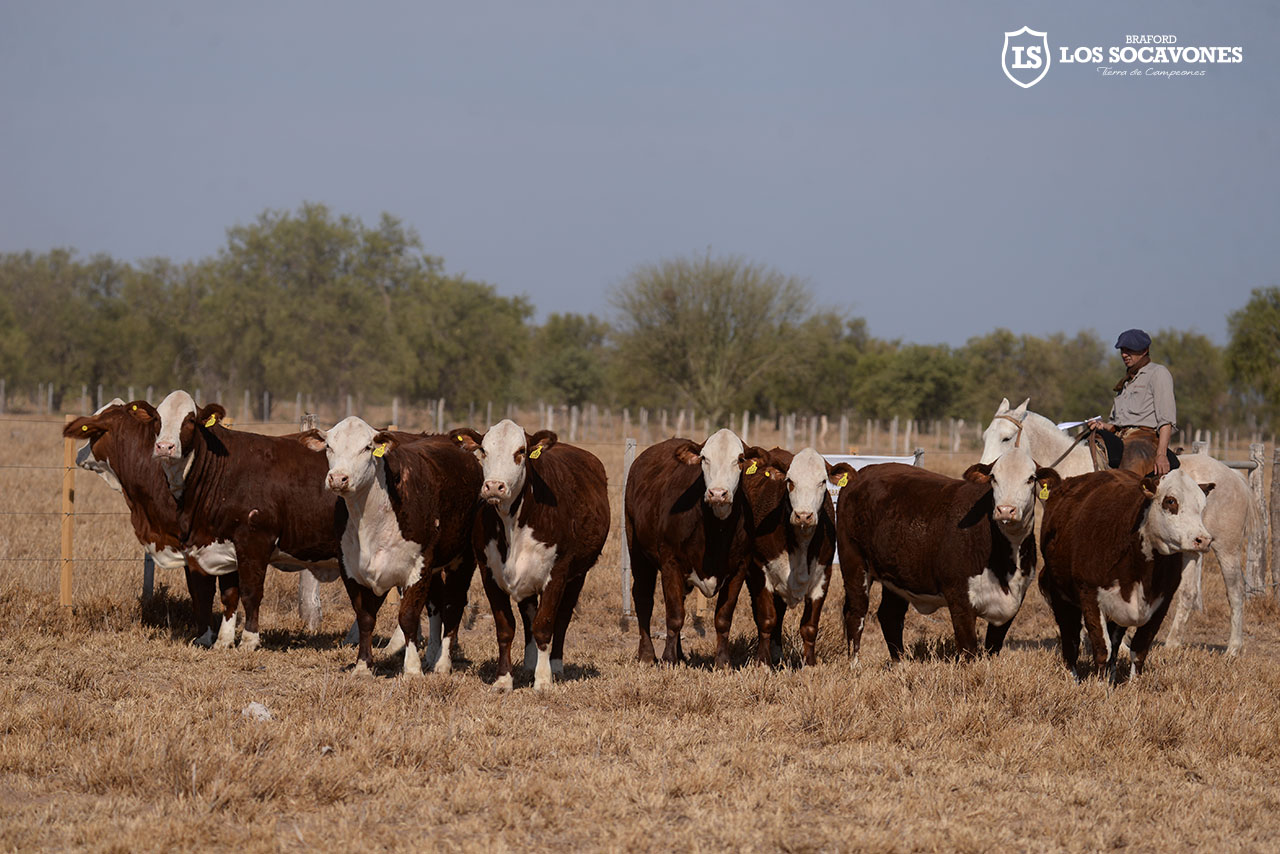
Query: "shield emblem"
1002 27 1051 88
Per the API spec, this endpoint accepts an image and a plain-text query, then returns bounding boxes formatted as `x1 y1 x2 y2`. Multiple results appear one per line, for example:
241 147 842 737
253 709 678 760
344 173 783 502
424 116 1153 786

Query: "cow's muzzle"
481 480 509 505
326 471 351 493
790 510 817 531
154 441 179 459
992 504 1019 524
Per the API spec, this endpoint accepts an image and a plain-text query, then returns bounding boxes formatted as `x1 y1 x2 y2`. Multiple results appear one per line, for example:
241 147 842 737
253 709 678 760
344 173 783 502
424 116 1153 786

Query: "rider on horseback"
1088 328 1179 476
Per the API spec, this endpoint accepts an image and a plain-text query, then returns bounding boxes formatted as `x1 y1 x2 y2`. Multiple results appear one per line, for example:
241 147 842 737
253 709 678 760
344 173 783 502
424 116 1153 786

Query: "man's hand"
1087 418 1115 433
1153 454 1171 477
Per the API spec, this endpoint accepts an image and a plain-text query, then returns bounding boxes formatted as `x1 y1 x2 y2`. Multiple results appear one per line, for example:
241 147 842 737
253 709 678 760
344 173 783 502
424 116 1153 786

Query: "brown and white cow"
836 446 1051 662
315 417 480 676
450 421 609 691
160 401 345 651
64 397 239 648
738 446 854 667
1038 468 1214 682
624 430 754 668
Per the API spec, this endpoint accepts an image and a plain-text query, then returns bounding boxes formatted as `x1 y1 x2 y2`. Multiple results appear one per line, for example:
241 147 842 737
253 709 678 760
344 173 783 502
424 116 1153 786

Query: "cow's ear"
449 428 484 453
126 400 158 423
826 462 856 490
739 446 769 475
297 429 328 452
64 411 114 440
371 431 397 457
195 403 227 429
674 440 702 466
963 462 994 484
527 430 557 460
1035 468 1061 499
1140 474 1161 499
1199 482 1215 497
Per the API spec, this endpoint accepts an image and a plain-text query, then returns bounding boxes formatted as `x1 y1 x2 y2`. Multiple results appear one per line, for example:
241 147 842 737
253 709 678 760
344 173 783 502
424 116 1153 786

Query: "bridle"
993 413 1094 470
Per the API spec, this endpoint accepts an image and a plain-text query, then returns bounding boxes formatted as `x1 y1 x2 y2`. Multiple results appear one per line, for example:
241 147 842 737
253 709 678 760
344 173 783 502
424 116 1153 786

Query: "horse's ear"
996 397 1011 414
1013 398 1030 417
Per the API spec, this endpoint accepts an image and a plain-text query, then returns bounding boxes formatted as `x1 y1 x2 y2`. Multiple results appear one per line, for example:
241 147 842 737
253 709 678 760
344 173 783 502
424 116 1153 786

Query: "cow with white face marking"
625 429 755 668
315 417 480 676
836 446 1053 663
450 421 609 691
64 397 240 648
738 447 854 667
1039 468 1214 682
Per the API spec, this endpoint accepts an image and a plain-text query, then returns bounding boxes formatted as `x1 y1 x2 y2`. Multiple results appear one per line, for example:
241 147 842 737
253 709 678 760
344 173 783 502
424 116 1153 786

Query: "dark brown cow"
314 416 480 676
64 399 239 647
167 402 346 651
1038 468 1214 682
624 430 753 668
836 447 1049 662
450 420 609 691
739 447 853 667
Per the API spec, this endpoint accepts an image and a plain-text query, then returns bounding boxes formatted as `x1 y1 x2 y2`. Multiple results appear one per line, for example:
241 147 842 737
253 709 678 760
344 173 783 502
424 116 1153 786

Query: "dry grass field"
2 414 1279 852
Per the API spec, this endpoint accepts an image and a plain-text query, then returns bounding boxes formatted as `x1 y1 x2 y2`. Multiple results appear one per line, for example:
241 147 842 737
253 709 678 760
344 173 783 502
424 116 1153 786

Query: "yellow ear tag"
131 404 137 411
745 461 758 475
529 446 542 460
1038 484 1050 500
456 435 464 442
204 414 217 428
764 470 771 478
81 425 88 431
836 473 849 488
372 444 386 458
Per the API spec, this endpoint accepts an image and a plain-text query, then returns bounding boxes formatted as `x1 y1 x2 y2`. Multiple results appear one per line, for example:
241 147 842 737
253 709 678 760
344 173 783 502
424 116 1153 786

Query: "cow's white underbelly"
686 571 720 599
879 577 947 614
487 522 556 602
187 540 238 576
967 566 1034 625
340 494 421 595
762 549 827 607
1097 582 1163 627
147 544 187 571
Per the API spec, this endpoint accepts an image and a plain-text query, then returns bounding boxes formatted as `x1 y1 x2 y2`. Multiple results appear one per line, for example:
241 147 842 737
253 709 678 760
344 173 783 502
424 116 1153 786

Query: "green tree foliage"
531 313 610 407
1152 328 1228 436
956 329 1110 422
1227 287 1280 425
611 253 811 418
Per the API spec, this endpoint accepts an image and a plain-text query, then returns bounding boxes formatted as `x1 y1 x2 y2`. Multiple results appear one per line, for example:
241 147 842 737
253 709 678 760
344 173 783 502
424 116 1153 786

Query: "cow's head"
318 416 393 495
64 398 130 491
450 420 552 509
674 428 747 520
783 448 854 532
964 445 1055 530
152 390 197 461
979 397 1030 465
1139 470 1215 556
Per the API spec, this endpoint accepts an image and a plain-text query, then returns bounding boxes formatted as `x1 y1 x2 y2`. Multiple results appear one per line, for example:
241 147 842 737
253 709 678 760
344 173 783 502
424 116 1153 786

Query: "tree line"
1 203 1276 438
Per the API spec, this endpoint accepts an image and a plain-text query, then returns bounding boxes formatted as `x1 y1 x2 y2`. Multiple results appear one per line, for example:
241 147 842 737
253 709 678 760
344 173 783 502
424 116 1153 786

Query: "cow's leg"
708 569 744 670
185 565 217 647
518 596 539 673
631 550 659 664
479 567 518 691
771 594 787 665
550 571 587 679
1164 553 1198 651
945 595 981 659
1045 592 1083 679
421 574 444 672
877 589 909 662
658 558 689 665
397 574 431 677
839 544 871 665
1214 544 1246 657
529 569 574 692
1104 620 1127 684
745 567 777 667
438 559 476 669
214 572 240 649
1127 598 1174 679
1078 591 1111 677
340 575 386 676
798 594 824 667
983 618 1014 656
234 544 272 651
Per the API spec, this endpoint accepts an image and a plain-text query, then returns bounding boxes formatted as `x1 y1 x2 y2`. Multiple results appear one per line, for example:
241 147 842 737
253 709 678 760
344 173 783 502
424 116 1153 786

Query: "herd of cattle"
66 391 1245 688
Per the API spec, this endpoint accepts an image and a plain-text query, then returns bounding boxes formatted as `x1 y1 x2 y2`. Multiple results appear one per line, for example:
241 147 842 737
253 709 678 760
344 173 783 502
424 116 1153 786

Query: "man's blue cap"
1115 329 1151 351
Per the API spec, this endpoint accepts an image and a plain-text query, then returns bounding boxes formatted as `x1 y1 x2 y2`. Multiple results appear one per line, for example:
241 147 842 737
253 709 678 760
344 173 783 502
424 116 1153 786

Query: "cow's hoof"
493 673 513 692
432 657 452 676
192 629 215 649
239 630 261 652
550 659 564 677
1226 642 1243 657
533 676 552 693
353 661 373 678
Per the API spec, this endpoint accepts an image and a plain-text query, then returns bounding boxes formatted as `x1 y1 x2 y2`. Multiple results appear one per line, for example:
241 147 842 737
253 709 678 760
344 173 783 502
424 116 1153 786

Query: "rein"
994 413 1093 470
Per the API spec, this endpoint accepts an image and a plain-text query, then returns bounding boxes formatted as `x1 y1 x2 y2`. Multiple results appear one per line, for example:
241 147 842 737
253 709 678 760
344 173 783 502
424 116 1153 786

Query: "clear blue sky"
2 1 1276 346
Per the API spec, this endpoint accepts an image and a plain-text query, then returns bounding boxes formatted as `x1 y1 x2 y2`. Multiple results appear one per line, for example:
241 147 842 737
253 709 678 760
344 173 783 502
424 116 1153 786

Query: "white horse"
980 398 1257 655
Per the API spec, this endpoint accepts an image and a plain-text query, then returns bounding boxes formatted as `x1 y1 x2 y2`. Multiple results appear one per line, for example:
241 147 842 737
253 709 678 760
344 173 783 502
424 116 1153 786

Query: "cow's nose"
327 472 349 492
154 441 176 458
481 481 508 502
993 504 1018 522
1193 534 1213 552
792 510 816 528
706 487 730 504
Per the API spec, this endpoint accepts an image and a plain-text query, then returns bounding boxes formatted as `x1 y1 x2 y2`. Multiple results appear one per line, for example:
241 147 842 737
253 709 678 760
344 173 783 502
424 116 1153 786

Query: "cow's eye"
1026 475 1036 484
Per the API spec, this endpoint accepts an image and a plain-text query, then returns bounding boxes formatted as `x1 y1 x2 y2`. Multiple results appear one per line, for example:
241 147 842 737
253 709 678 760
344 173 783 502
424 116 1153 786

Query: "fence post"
1271 448 1280 602
620 438 637 620
0 377 5 413
61 414 76 607
1191 440 1208 456
142 553 155 601
298 411 323 630
1244 442 1266 594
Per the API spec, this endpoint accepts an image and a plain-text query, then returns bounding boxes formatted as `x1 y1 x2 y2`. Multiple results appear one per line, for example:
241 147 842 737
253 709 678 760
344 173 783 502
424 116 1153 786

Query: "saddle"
1087 426 1172 475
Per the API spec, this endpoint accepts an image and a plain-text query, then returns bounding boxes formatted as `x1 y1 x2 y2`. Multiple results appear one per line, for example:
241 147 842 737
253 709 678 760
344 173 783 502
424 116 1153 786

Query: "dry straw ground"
2 415 1279 852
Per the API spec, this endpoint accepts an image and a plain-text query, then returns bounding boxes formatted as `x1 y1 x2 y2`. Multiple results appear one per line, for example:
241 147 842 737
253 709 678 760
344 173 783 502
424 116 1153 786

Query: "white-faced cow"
315 417 480 676
1038 468 1214 682
450 421 609 691
836 447 1051 662
624 429 754 668
738 447 854 667
64 397 238 647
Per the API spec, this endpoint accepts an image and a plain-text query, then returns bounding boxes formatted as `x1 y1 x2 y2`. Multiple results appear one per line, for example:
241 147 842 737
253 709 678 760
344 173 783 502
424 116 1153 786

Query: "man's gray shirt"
1110 362 1176 429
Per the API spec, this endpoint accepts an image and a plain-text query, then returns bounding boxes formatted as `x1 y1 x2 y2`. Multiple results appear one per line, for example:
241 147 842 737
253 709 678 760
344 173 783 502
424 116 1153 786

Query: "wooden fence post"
142 553 155 601
1271 448 1280 602
620 438 637 619
1245 443 1267 594
61 414 75 607
298 411 322 630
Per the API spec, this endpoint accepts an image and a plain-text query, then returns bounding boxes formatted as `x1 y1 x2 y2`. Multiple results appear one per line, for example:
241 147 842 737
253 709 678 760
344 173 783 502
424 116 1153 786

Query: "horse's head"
979 397 1030 465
